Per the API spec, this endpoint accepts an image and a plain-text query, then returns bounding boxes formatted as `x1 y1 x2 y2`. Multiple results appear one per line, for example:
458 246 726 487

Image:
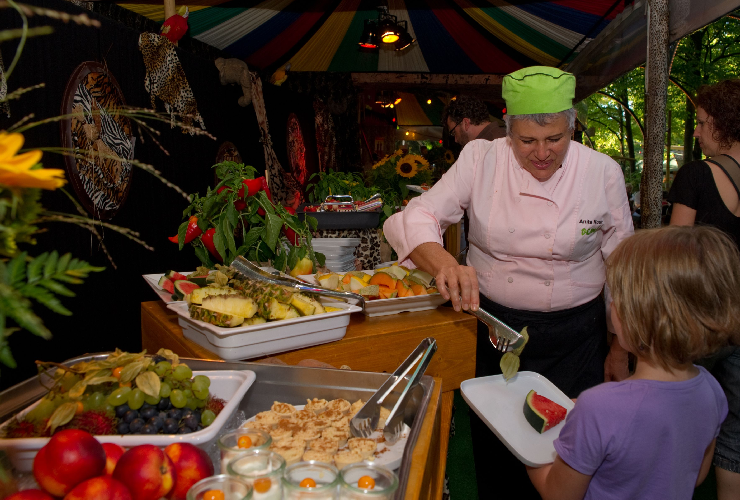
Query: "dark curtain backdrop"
0 0 319 390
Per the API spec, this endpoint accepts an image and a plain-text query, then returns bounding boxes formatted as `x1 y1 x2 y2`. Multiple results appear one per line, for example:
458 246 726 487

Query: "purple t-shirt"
553 366 727 500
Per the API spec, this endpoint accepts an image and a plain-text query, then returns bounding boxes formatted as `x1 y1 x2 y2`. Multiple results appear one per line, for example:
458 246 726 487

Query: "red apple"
164 443 214 500
63 476 132 500
5 490 56 500
103 443 127 476
113 445 175 500
33 429 106 497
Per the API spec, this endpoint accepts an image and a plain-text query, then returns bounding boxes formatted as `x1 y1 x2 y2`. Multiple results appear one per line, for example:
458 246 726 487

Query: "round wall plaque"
60 61 134 220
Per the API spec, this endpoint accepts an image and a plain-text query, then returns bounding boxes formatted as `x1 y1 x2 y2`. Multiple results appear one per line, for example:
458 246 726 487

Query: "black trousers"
470 294 608 499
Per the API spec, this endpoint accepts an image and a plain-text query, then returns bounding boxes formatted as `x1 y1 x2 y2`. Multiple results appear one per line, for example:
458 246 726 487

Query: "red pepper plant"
172 162 324 272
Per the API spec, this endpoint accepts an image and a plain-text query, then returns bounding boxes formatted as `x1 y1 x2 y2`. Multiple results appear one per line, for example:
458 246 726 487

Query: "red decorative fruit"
5 489 56 500
102 443 127 476
63 476 132 500
33 429 106 497
112 445 175 500
164 443 215 500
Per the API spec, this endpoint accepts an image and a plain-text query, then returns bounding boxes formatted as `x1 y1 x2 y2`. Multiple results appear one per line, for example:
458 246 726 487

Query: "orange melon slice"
369 272 397 289
410 284 428 296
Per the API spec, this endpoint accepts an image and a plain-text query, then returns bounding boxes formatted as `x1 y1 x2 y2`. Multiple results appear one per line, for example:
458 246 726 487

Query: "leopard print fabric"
313 229 381 271
138 33 205 134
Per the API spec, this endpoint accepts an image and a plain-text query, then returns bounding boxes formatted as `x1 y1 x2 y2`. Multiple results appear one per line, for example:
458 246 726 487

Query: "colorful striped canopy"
118 0 625 74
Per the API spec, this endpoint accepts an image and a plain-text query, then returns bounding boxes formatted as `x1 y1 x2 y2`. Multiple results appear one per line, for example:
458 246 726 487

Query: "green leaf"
226 200 239 227
0 345 16 369
135 371 161 398
256 191 275 216
48 402 77 434
223 218 237 257
85 375 118 385
177 219 189 250
43 251 58 278
273 245 287 273
38 279 75 297
306 216 318 233
286 244 299 271
27 253 47 282
263 213 283 252
194 246 214 268
55 253 71 274
21 284 72 315
213 225 227 263
315 251 326 267
383 205 392 217
68 380 87 399
120 358 150 383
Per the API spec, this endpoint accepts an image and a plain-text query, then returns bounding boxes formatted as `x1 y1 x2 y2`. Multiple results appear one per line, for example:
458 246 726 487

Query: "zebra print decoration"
61 62 134 220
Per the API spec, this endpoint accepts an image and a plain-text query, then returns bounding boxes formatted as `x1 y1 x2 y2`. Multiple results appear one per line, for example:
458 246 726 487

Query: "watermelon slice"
164 270 189 282
523 390 567 433
187 274 209 286
157 276 175 294
173 280 201 300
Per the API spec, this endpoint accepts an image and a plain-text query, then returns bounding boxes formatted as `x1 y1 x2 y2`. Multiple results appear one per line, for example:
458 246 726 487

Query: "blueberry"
163 418 179 434
183 414 199 430
140 408 158 420
123 410 139 424
116 422 130 434
140 424 157 434
167 409 183 421
177 426 193 434
141 401 155 410
115 404 131 418
152 355 166 364
129 418 145 433
157 398 171 411
159 411 168 420
149 417 164 431
181 408 194 418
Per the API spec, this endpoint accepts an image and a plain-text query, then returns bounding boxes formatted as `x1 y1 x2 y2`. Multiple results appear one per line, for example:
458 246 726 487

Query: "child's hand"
604 339 630 381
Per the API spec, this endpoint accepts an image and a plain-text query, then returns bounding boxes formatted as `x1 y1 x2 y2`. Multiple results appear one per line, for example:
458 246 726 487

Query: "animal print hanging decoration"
138 32 205 134
0 52 9 117
60 61 134 220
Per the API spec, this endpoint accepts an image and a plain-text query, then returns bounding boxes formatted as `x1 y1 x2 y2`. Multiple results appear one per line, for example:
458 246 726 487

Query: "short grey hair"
503 108 577 137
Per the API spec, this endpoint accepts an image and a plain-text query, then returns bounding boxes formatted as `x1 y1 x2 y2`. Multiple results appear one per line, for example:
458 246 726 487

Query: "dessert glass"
187 474 253 500
218 429 272 473
338 463 398 500
226 448 286 500
282 460 339 499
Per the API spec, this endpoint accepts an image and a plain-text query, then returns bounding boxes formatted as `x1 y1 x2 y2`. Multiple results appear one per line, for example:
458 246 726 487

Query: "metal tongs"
229 256 366 309
469 307 525 353
350 338 437 444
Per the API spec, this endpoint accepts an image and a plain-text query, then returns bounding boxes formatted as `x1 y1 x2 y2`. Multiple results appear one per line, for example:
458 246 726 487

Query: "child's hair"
606 225 740 370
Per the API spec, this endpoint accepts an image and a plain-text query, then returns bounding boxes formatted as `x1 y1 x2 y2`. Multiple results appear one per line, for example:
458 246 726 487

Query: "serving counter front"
140 301 477 500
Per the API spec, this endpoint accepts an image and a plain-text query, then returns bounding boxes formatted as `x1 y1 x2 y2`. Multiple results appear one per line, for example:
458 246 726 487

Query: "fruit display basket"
0 369 255 472
167 301 362 360
0 356 435 500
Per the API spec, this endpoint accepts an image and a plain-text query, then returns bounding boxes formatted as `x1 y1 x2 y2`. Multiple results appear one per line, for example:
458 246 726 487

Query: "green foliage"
180 161 321 271
0 251 104 370
0 186 44 257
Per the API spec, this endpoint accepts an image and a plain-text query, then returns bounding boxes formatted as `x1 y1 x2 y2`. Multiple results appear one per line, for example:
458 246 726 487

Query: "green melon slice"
523 390 567 433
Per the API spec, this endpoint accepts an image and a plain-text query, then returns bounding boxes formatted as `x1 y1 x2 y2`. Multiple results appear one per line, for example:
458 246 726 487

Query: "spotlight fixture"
358 7 415 51
375 90 400 108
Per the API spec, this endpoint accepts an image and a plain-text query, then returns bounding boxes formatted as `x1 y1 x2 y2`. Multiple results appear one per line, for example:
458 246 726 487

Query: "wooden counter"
140 301 477 499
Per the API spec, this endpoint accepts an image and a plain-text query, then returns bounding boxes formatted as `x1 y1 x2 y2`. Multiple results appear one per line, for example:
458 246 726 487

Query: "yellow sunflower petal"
0 150 43 171
0 133 25 161
0 167 66 190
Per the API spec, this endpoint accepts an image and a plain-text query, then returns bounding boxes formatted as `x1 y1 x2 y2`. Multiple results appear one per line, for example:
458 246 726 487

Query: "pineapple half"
189 305 245 327
201 293 258 319
186 285 232 305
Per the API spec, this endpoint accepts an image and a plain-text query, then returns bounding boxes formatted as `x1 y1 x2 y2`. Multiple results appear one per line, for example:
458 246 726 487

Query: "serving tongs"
229 256 365 309
350 338 437 442
468 307 525 353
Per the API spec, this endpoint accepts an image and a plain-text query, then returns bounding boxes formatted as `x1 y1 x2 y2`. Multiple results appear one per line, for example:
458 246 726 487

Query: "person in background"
384 66 633 498
528 226 736 500
442 95 505 146
668 78 740 500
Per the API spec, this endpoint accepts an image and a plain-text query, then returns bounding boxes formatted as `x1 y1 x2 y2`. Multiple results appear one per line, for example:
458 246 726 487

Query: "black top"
668 159 740 248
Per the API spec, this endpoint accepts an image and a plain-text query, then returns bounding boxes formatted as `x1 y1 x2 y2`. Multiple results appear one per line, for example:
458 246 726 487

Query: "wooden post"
641 0 669 229
163 0 176 19
666 109 671 190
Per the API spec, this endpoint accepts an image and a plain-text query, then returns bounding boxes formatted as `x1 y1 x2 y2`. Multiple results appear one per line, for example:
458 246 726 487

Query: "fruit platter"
299 263 448 317
0 349 255 472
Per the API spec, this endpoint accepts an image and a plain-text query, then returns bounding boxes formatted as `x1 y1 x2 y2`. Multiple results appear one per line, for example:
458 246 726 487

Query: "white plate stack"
310 237 360 272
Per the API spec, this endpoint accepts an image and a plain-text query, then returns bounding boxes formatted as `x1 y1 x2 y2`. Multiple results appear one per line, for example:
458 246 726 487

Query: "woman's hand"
408 242 480 312
604 337 629 381
435 264 480 312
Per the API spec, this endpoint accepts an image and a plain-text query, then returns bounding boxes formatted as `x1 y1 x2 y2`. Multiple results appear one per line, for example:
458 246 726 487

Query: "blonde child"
527 226 740 500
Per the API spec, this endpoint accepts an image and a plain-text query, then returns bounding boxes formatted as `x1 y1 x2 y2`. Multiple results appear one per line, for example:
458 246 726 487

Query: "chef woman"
383 66 634 496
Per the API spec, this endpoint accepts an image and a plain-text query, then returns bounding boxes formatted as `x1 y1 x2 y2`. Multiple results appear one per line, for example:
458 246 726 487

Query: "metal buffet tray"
0 354 435 499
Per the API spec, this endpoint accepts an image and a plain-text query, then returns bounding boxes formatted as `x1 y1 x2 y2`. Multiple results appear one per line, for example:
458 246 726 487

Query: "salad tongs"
350 337 436 439
229 256 365 309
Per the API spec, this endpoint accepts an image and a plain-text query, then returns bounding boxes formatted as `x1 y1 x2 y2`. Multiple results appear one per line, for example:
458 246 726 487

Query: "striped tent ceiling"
118 0 625 74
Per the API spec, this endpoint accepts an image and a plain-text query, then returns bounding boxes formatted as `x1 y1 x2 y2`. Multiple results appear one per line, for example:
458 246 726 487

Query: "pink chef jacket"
383 138 634 312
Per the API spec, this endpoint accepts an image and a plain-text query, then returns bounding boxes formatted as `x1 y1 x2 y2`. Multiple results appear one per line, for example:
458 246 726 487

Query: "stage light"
358 19 378 48
358 7 415 51
427 99 432 104
394 22 414 51
394 97 402 105
405 131 409 136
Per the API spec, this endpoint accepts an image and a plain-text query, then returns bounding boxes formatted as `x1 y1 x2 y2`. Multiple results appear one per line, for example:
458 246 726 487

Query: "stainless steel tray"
0 354 435 500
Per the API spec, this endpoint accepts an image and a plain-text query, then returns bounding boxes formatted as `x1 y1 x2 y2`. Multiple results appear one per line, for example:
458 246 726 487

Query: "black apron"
470 293 608 498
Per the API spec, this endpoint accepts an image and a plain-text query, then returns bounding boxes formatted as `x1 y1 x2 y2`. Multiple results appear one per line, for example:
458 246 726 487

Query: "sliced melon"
523 390 567 433
349 276 366 292
187 274 209 286
158 276 175 294
165 270 189 282
359 285 380 299
318 274 340 290
408 269 434 287
386 266 408 280
347 271 368 281
173 280 201 300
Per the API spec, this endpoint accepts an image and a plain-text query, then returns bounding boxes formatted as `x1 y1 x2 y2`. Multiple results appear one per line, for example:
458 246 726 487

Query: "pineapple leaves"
0 251 104 364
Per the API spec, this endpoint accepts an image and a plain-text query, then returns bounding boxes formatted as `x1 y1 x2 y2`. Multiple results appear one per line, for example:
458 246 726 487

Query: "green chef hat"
502 66 576 115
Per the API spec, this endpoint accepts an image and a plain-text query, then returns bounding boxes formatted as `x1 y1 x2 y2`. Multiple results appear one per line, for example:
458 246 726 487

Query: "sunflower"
396 154 428 178
0 132 65 190
372 155 390 170
444 150 456 164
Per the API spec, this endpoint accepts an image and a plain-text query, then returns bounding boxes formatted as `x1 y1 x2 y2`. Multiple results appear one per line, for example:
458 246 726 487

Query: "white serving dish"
0 370 256 472
311 237 361 248
299 272 447 317
460 371 575 467
143 272 196 303
243 405 410 471
168 302 361 360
